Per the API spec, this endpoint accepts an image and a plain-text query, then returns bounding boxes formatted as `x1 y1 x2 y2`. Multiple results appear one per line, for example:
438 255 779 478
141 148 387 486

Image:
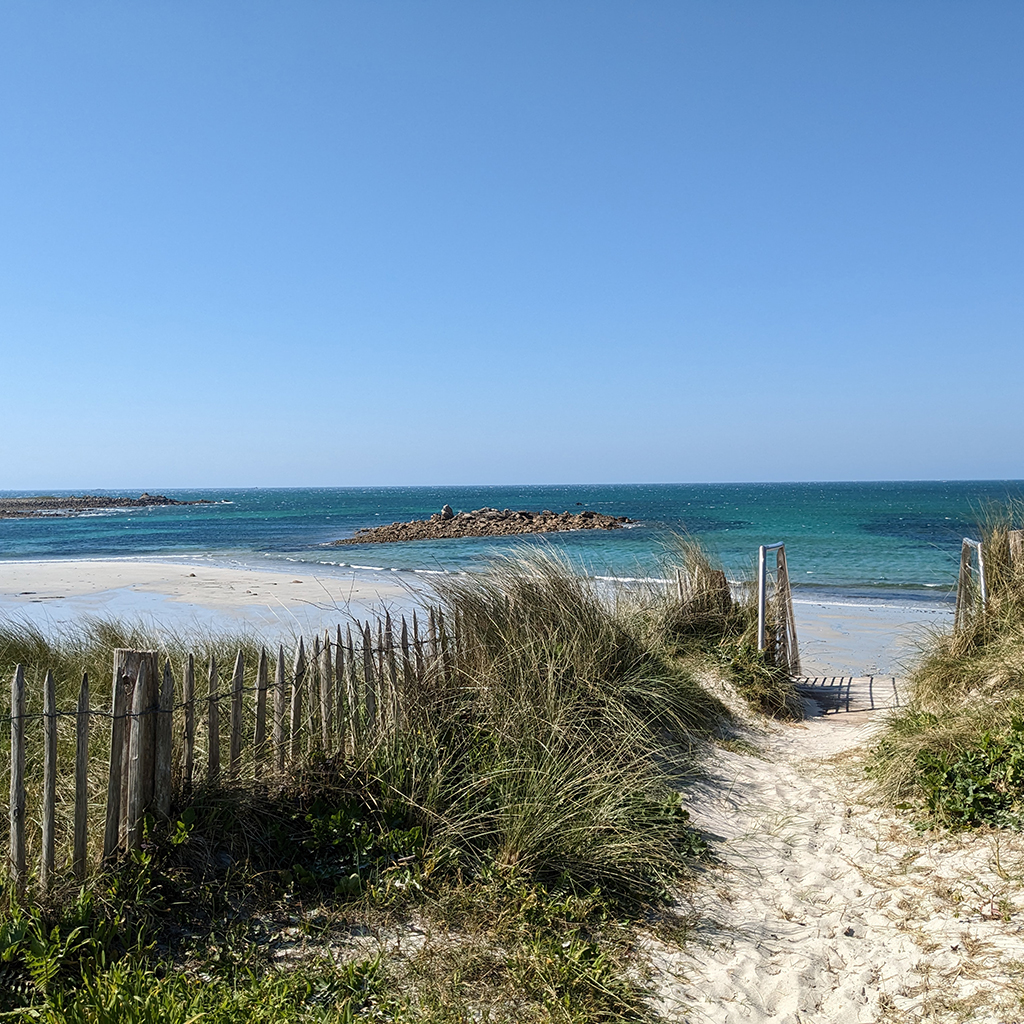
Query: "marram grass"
0 544 795 1021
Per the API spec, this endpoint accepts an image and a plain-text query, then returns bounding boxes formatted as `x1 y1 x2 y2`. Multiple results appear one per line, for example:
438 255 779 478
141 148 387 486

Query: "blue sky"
2 1 1022 487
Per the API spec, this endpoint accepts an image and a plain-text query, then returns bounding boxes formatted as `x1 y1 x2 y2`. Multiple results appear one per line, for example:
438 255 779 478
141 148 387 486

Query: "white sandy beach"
0 558 952 677
0 558 422 637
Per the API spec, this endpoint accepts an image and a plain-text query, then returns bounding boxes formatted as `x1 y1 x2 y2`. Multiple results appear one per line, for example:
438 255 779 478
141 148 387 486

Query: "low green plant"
915 718 1024 828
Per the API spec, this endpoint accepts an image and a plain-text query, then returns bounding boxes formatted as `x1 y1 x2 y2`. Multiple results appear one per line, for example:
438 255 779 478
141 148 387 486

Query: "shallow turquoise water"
2 482 1022 603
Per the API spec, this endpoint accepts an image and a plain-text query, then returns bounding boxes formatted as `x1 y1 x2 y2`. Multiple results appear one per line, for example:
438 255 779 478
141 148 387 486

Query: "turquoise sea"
2 483 1023 605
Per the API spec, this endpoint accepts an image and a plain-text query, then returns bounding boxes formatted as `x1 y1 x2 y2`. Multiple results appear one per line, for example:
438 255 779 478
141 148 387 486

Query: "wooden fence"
5 608 455 897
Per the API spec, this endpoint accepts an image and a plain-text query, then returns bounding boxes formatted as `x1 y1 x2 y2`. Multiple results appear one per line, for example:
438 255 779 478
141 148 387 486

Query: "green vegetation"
0 547 795 1021
869 504 1024 828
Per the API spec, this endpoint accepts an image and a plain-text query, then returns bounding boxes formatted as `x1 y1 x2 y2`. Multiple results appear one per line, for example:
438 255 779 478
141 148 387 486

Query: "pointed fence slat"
229 650 244 778
103 662 128 864
334 626 346 754
74 672 90 878
291 638 306 763
182 654 195 796
126 660 149 851
273 645 286 773
254 647 268 765
413 611 425 681
345 625 358 750
208 657 220 783
320 630 333 750
363 623 377 734
155 660 174 819
41 669 57 889
9 665 26 896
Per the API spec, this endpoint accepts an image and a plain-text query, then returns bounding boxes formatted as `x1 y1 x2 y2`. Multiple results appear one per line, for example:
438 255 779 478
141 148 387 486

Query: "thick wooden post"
345 624 358 747
40 670 58 889
103 661 128 863
273 645 286 773
107 650 158 859
9 665 26 896
290 638 306 763
73 672 89 879
229 650 244 778
182 654 195 795
254 647 268 765
208 656 220 783
154 660 174 820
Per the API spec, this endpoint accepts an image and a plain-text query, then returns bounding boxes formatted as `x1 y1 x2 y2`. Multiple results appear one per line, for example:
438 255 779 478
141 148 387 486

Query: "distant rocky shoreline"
0 493 212 519
336 504 633 545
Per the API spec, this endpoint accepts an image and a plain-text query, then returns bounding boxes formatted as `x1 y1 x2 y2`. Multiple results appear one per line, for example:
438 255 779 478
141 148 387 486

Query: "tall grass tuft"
358 549 730 900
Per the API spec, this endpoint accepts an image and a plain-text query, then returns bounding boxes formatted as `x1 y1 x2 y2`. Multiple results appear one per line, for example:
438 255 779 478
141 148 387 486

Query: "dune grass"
0 545 795 1021
869 503 1024 826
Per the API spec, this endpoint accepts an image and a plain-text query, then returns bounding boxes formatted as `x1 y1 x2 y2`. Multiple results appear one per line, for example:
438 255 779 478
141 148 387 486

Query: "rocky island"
0 493 212 519
336 505 633 545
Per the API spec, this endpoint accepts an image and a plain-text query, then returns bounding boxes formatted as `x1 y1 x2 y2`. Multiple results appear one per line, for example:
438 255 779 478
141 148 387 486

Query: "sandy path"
649 711 1024 1023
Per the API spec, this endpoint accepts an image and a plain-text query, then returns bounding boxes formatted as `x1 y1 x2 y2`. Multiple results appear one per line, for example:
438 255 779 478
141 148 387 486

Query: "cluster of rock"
337 504 633 545
0 493 212 518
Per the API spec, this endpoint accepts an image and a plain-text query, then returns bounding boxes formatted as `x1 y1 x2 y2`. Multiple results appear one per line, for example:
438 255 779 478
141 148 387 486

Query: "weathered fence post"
273 645 286 773
229 650 244 778
182 654 195 795
412 611 425 681
1010 530 1024 569
125 659 150 851
320 629 333 750
73 672 89 878
106 650 158 861
334 626 346 755
362 624 376 734
254 647 268 765
154 660 174 819
290 638 306 763
103 661 128 864
9 665 26 897
40 669 57 889
344 625 356 747
208 656 220 783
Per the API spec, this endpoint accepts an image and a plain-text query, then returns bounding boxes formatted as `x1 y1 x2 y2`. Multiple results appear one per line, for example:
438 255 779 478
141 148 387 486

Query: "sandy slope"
649 710 1024 1023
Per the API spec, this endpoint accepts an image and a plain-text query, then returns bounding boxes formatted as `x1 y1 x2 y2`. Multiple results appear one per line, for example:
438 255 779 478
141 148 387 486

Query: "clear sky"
1 1 1022 488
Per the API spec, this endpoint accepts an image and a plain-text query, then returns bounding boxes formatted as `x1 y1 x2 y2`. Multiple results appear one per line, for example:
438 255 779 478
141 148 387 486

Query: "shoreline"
0 555 952 676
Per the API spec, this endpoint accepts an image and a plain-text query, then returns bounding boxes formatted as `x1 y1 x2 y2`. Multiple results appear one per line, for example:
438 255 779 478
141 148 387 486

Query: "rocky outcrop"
336 506 633 545
0 494 212 518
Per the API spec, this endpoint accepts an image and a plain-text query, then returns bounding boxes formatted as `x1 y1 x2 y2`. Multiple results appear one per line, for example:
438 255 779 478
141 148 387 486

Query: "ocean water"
2 482 1022 604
